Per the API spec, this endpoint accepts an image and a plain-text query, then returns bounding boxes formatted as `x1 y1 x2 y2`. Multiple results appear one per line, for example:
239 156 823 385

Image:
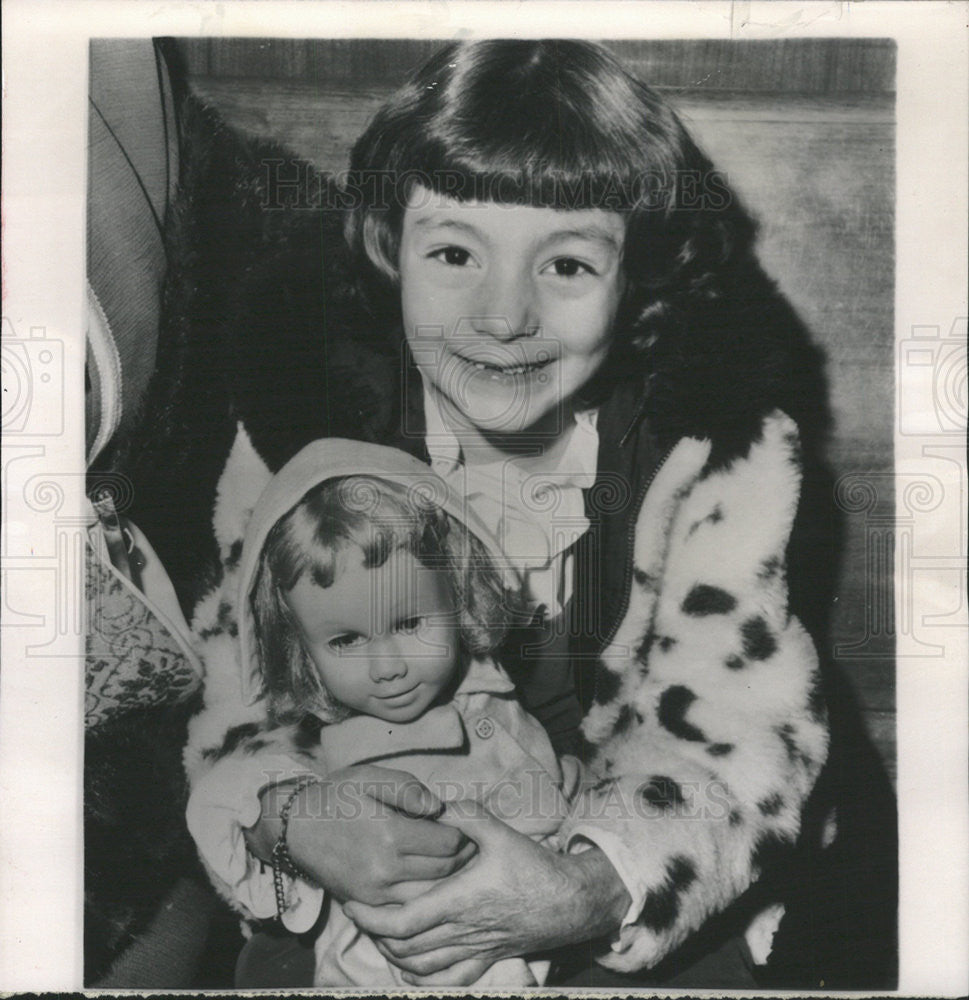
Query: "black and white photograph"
1 1 967 994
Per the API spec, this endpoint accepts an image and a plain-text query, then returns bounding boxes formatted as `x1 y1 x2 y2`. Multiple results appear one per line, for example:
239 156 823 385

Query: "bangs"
349 40 688 215
398 139 670 215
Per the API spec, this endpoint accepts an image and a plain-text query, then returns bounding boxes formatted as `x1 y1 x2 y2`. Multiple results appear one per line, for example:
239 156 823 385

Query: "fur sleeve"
181 423 327 921
561 411 828 971
183 422 276 784
184 570 326 927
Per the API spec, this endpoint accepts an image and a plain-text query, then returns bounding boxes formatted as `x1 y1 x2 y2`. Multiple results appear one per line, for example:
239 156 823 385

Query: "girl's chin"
428 358 563 435
437 388 558 438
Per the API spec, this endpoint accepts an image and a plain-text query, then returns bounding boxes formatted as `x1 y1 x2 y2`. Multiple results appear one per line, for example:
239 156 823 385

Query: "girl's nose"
472 268 538 341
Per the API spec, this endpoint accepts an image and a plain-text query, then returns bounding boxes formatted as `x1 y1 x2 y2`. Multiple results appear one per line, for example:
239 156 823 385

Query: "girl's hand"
245 764 477 906
395 957 495 988
343 800 631 978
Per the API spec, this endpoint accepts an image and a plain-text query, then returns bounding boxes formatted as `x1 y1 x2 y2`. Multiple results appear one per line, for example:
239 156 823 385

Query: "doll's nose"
368 643 408 682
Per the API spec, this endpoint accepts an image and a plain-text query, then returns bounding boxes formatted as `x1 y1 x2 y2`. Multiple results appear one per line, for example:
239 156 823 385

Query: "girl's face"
285 546 459 723
399 187 626 438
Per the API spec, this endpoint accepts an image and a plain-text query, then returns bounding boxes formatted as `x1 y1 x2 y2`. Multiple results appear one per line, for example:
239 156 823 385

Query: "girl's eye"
430 246 473 267
547 257 595 278
329 632 365 651
396 616 425 635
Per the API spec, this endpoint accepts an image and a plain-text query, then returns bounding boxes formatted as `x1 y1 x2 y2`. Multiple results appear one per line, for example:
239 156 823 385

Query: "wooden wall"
175 38 896 783
178 37 895 94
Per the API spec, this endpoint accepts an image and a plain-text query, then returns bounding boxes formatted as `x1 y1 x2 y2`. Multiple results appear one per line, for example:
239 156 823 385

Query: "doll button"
474 717 495 740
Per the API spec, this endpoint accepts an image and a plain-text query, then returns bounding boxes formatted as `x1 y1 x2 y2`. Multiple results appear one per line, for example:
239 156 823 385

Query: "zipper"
591 442 676 704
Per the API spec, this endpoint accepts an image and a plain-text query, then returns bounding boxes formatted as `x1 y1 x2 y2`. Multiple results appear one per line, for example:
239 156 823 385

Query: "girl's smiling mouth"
449 348 556 379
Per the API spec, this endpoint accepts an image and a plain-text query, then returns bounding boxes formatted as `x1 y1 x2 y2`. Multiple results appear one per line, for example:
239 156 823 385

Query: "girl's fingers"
395 816 469 858
373 922 455 959
352 765 442 818
400 957 493 987
394 844 476 882
382 879 438 904
437 798 511 846
371 934 468 975
370 936 397 964
344 893 441 939
384 945 474 977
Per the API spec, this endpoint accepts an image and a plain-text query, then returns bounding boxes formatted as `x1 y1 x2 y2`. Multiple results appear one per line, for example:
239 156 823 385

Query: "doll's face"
399 187 626 439
285 546 459 723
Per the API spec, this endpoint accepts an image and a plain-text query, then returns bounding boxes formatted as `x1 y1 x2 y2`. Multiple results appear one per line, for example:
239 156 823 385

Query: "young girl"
159 38 848 987
186 438 583 987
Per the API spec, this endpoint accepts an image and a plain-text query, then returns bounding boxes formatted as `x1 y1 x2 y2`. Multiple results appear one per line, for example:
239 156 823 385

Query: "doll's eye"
430 246 473 267
329 632 365 651
547 257 596 278
396 616 425 635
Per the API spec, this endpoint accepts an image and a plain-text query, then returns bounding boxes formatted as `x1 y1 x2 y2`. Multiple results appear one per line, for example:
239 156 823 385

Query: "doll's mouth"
376 684 420 702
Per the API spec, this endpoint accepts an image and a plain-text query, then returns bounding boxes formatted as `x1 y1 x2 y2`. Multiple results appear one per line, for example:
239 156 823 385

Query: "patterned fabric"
86 541 201 729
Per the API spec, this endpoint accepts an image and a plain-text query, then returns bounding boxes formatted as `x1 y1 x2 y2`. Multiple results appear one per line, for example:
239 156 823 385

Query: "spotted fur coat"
184 407 826 972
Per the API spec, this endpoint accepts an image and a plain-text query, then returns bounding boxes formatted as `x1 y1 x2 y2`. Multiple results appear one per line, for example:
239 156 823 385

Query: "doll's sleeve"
560 412 828 972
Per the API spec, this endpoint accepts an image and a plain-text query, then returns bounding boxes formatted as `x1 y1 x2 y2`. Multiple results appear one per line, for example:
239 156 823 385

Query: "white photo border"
1 1 966 993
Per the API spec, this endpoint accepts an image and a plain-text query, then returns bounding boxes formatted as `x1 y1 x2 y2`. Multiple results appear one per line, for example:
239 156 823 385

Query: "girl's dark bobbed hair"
344 39 757 357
